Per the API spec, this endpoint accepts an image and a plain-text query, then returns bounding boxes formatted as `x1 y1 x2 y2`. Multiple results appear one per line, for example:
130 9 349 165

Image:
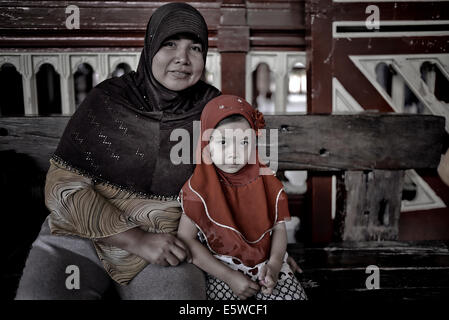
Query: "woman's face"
152 34 204 91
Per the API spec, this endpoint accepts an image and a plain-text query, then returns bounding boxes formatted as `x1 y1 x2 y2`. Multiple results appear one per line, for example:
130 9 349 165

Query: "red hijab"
179 95 290 267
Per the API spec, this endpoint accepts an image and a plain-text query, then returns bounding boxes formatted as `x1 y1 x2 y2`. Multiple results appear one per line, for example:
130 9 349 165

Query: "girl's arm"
268 222 288 265
258 222 287 294
177 214 260 299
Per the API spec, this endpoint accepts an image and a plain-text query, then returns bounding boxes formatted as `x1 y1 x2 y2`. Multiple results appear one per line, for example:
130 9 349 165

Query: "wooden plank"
339 170 404 241
0 0 306 49
0 116 69 171
288 242 449 269
264 113 446 171
288 241 449 300
300 268 449 291
0 1 222 30
303 286 449 301
1 113 446 172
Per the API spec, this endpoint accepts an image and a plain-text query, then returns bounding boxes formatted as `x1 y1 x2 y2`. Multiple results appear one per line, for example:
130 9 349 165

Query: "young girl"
178 95 307 300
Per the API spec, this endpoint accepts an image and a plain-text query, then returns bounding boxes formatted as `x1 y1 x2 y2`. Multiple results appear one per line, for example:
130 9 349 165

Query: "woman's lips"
169 70 191 79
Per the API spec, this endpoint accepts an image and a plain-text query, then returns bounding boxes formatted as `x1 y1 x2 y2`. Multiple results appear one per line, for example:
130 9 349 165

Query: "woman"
16 2 220 300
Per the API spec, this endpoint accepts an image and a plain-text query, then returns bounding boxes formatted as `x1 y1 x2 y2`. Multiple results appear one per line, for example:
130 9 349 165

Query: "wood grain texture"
264 114 446 171
0 0 305 49
1 113 446 172
0 116 69 171
288 241 449 301
340 170 404 241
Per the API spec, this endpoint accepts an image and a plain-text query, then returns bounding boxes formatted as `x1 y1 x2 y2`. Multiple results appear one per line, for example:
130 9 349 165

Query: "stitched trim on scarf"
51 155 177 201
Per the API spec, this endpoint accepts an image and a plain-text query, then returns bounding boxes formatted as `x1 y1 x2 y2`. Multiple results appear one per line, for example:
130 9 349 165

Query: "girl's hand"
226 270 260 300
258 260 282 295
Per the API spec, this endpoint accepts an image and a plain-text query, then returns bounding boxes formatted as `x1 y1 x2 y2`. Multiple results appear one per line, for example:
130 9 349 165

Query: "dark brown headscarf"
54 2 220 197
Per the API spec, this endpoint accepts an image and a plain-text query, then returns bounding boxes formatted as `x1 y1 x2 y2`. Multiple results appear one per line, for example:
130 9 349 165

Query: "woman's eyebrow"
165 34 201 44
164 35 180 41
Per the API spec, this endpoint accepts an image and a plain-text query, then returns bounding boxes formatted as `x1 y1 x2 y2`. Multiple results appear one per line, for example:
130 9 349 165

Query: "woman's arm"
99 227 191 266
46 160 190 266
258 222 287 294
45 160 134 238
177 214 260 299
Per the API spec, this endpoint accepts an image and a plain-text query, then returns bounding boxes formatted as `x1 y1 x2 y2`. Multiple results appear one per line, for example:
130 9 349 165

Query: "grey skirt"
15 217 206 300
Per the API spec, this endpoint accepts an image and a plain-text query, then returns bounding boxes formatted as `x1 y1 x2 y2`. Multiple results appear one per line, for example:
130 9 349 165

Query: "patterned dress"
196 228 308 300
45 158 182 285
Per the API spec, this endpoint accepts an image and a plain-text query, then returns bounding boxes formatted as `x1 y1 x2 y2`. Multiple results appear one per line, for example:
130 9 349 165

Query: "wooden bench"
1 113 447 300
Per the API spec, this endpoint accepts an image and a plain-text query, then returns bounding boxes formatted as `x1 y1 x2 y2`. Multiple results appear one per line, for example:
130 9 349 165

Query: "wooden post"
218 0 249 97
306 0 334 243
335 170 405 241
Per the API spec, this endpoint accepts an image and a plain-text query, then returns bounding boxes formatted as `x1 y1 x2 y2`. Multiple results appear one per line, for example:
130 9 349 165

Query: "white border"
333 20 449 38
334 0 449 2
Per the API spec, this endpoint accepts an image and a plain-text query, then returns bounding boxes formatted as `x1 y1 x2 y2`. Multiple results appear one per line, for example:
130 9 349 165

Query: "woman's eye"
163 41 176 47
241 140 249 145
220 140 226 145
191 45 202 52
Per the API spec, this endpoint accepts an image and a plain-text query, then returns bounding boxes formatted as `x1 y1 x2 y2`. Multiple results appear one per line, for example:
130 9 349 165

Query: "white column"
60 53 73 115
391 73 405 113
274 53 287 114
245 52 253 105
97 53 108 83
22 54 38 115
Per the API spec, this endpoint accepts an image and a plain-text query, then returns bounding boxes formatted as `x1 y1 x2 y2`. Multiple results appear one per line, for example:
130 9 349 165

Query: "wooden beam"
0 1 306 49
0 113 446 172
265 113 446 171
0 116 69 171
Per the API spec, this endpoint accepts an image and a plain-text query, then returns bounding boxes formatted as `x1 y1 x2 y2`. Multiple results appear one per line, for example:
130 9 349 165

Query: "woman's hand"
99 227 192 266
226 270 260 300
134 232 192 266
258 260 282 295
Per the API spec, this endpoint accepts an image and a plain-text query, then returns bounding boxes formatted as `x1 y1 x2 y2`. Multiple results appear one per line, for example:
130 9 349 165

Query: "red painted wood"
305 0 334 243
220 52 246 97
306 175 333 243
399 170 449 241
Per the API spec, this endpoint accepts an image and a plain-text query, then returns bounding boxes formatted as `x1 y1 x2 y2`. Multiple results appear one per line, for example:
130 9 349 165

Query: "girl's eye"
216 139 226 145
241 140 249 145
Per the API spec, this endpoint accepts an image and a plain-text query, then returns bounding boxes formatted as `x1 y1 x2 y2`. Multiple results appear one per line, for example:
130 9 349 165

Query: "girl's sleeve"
45 159 136 239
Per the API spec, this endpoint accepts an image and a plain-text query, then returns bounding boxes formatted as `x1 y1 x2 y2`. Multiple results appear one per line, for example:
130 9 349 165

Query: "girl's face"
209 119 255 174
152 34 204 91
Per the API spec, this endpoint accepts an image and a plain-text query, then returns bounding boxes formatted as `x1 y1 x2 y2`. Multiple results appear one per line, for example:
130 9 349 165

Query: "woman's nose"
174 48 190 65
